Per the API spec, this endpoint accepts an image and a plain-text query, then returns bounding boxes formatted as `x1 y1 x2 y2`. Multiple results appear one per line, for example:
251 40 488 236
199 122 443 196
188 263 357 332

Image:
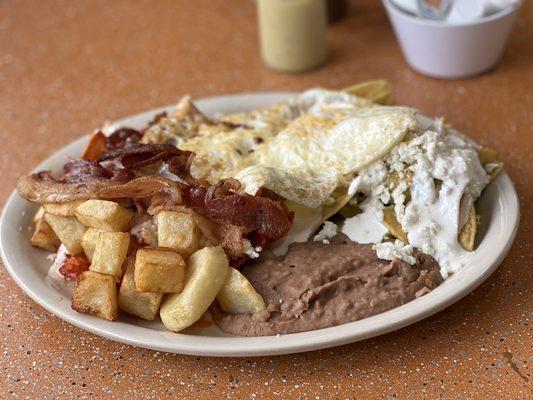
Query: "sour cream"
343 114 490 278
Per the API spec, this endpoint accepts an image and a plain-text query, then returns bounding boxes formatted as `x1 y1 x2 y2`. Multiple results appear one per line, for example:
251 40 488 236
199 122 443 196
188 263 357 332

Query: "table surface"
1 1 531 398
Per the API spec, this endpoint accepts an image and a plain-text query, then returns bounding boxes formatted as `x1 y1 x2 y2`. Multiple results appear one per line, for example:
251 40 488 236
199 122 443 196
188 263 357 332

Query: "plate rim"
0 92 521 357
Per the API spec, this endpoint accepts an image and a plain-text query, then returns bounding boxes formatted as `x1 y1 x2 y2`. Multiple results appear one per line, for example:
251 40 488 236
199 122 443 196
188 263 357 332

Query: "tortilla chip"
458 204 477 251
322 186 354 220
386 170 413 204
343 80 395 105
477 146 498 164
477 146 503 180
382 206 408 244
339 203 360 219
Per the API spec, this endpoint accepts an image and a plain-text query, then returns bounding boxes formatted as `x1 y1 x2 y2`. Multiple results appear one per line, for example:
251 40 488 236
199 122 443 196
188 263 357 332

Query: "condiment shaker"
257 0 328 73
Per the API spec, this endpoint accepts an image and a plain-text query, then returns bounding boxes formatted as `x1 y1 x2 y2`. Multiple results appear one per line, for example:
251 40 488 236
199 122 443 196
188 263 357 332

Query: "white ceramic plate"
0 93 520 357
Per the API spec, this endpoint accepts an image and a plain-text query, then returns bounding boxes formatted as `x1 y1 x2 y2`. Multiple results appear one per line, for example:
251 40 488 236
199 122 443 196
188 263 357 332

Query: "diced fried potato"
157 211 201 257
458 204 477 251
160 247 229 332
382 206 409 244
82 131 108 161
44 213 88 254
343 80 395 105
75 200 133 232
81 228 102 261
72 270 118 321
33 207 45 223
31 218 60 252
134 248 186 293
217 268 266 315
43 200 85 217
118 258 163 321
90 231 130 277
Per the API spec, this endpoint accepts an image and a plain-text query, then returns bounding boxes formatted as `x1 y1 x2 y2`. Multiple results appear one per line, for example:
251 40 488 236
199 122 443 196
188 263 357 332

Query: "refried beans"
212 234 443 336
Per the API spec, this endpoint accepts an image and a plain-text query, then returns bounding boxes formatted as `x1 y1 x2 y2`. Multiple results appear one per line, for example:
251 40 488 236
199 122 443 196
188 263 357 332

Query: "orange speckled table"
1 1 531 398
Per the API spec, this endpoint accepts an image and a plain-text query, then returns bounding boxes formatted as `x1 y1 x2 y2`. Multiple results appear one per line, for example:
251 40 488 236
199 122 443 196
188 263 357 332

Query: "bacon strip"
193 214 248 259
99 144 185 169
166 151 199 185
97 176 184 200
182 181 293 240
64 159 113 184
82 131 109 161
59 254 90 281
19 142 294 247
17 174 181 204
17 174 113 203
105 128 143 150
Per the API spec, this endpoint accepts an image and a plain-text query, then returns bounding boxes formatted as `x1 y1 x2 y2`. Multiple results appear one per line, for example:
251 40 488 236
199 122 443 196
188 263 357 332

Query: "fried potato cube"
75 200 133 232
90 232 130 277
157 211 201 257
118 258 163 321
44 213 88 254
43 200 85 217
160 246 229 332
81 228 102 261
72 270 118 321
217 268 266 315
134 248 186 293
33 207 45 223
31 218 61 252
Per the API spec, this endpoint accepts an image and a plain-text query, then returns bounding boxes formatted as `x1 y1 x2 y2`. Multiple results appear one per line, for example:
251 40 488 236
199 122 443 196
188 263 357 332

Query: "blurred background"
0 1 531 398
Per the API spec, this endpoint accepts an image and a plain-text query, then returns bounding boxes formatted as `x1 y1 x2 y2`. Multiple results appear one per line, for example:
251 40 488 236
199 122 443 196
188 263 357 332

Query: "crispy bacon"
146 191 184 215
82 131 109 161
17 174 176 204
182 180 293 240
96 176 184 199
64 159 113 184
105 128 142 150
193 214 248 259
99 143 185 169
18 174 112 203
166 151 198 185
19 141 294 257
33 170 57 182
59 254 90 281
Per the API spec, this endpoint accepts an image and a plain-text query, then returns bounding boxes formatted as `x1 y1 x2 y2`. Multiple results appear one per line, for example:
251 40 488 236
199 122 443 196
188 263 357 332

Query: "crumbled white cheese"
243 239 262 259
342 114 491 278
48 244 69 281
374 240 416 265
313 221 338 244
347 175 362 196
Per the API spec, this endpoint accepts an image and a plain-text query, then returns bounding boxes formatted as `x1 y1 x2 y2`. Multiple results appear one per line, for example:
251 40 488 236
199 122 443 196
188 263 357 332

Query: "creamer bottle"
257 0 328 73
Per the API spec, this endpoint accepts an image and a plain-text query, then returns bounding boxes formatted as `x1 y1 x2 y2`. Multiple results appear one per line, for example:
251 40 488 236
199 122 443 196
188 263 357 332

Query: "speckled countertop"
0 1 531 398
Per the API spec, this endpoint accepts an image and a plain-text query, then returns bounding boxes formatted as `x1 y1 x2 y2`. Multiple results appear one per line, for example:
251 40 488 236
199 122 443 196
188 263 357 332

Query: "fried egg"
145 89 417 209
